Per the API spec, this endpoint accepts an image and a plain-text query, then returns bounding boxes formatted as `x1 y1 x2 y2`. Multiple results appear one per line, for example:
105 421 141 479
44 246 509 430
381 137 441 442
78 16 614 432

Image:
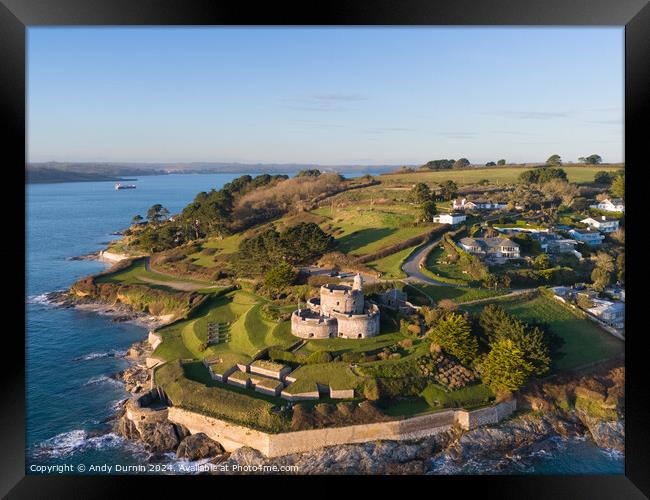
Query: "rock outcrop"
176 433 225 461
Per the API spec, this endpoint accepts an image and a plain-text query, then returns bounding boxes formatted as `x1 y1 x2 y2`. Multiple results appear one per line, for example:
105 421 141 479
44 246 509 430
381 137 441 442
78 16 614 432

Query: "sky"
27 27 624 165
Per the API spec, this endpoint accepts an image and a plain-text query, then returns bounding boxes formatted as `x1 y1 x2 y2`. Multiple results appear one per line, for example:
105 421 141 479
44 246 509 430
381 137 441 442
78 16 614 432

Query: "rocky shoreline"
45 290 174 330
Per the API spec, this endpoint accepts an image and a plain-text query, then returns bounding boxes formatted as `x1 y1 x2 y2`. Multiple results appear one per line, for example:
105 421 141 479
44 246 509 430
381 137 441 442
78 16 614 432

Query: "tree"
440 180 458 201
409 182 432 204
533 253 551 269
264 261 297 290
131 214 144 224
546 154 562 167
591 252 615 291
497 159 506 166
479 338 535 392
579 154 602 165
611 173 625 199
485 161 497 167
146 204 170 224
616 252 625 284
296 169 321 177
453 158 471 169
479 304 511 342
428 313 478 365
594 171 613 185
419 200 438 222
519 167 567 184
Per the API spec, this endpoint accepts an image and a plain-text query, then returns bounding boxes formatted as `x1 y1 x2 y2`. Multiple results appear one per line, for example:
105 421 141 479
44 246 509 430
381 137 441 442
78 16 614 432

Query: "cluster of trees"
236 222 334 275
519 167 568 184
424 302 555 393
485 159 507 167
420 158 471 170
578 154 603 165
476 304 554 392
591 251 625 291
408 183 437 222
441 234 510 288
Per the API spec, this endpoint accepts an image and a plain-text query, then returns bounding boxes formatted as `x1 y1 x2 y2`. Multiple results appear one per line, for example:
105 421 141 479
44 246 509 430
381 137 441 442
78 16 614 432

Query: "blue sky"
28 27 623 165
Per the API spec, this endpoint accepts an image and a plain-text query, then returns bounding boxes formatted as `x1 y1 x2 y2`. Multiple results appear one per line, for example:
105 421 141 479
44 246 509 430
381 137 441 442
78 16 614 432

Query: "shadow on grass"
336 227 397 253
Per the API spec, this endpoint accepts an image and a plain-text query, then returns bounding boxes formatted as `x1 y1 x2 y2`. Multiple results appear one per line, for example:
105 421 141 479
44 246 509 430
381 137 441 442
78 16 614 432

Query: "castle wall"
320 286 363 315
165 399 517 458
291 310 337 339
333 304 380 339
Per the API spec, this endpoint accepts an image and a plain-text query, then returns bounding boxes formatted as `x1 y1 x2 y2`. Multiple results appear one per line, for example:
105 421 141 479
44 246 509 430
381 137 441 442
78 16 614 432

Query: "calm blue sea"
26 173 623 475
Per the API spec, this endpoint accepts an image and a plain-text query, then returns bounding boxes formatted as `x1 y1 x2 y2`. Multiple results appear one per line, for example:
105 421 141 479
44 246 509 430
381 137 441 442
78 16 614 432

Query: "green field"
461 294 623 371
420 383 495 409
405 283 509 305
153 290 295 366
313 205 431 256
379 165 623 187
423 246 472 285
284 362 361 394
96 258 216 290
366 245 418 279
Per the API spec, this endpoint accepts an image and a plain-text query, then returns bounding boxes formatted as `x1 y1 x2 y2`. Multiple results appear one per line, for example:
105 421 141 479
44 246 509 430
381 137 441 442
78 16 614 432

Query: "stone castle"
291 274 380 339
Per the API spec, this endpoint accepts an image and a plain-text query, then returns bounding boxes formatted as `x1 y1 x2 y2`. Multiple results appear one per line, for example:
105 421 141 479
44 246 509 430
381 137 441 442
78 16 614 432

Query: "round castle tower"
290 273 380 339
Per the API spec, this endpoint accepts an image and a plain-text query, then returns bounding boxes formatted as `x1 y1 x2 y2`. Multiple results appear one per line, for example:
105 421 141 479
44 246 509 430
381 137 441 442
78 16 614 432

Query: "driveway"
400 236 455 287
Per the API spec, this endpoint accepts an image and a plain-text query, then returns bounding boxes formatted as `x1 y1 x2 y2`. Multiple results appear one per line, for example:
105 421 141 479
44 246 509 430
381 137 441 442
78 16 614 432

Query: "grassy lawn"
186 234 244 266
461 294 623 371
96 258 216 289
155 360 289 432
297 331 404 357
153 290 294 365
285 362 361 393
420 383 495 409
315 205 430 256
423 246 472 285
366 245 417 279
405 283 510 305
379 165 623 186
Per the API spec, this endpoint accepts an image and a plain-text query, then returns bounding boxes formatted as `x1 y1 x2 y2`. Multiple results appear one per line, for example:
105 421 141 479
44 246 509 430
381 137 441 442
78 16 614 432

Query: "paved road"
400 237 455 287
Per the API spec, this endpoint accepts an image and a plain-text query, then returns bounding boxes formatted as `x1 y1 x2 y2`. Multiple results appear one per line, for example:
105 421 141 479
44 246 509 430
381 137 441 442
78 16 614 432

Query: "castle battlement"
291 274 379 339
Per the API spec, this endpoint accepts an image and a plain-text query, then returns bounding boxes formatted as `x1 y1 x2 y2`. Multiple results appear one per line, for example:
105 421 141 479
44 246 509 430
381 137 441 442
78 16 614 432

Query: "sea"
26 173 624 475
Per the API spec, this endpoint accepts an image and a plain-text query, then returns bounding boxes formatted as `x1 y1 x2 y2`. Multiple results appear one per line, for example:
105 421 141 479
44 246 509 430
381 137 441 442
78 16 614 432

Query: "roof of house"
602 198 624 205
460 237 519 249
582 216 618 224
569 228 602 235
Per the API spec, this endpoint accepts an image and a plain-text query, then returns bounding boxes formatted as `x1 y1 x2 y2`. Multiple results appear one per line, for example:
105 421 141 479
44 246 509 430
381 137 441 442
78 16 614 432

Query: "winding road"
400 236 454 287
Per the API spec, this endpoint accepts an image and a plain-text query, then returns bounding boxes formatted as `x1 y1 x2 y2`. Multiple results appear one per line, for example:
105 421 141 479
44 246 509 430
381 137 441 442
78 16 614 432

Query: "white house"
433 213 467 225
580 216 619 233
590 198 625 213
453 198 507 211
587 299 625 329
568 228 604 246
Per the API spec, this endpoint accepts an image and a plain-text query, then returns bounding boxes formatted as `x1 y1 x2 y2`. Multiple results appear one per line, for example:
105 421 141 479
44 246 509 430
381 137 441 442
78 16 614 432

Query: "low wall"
166 398 517 458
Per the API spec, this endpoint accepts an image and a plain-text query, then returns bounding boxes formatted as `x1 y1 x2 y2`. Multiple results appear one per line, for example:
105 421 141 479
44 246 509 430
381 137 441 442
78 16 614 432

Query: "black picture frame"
2 0 648 497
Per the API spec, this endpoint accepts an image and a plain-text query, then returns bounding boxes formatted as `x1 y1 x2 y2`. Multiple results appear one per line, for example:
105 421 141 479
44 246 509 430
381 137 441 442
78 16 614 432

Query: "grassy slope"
423 246 471 284
461 294 623 371
366 245 417 279
379 165 623 186
284 362 361 393
405 283 509 305
96 259 214 287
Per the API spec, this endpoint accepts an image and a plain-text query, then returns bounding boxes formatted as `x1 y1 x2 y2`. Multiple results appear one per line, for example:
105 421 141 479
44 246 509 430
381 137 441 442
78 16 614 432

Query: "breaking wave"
32 430 148 461
74 349 127 361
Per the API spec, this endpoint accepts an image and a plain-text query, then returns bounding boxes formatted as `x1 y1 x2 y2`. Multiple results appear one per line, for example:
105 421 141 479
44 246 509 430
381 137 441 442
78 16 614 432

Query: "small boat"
115 183 136 190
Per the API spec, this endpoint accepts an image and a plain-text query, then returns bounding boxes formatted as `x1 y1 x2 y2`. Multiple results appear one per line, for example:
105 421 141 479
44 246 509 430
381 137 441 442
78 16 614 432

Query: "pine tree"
479 338 535 392
428 313 478 365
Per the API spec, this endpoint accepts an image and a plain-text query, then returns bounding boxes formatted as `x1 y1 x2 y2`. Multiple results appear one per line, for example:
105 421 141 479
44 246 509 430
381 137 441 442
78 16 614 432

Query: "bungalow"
433 213 467 225
587 299 625 329
590 198 625 213
453 198 508 211
580 216 619 233
568 228 604 246
459 237 520 260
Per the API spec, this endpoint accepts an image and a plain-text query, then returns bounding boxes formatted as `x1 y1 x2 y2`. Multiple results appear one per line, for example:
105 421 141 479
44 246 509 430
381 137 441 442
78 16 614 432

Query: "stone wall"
334 306 380 339
165 398 517 458
291 310 337 339
320 285 363 315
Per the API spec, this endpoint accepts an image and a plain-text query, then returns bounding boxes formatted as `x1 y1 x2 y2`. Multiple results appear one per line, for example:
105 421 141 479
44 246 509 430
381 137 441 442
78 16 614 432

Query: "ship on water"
114 183 136 190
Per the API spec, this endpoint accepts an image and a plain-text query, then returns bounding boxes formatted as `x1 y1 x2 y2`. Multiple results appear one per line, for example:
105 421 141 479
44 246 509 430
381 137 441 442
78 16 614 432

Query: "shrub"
305 350 333 364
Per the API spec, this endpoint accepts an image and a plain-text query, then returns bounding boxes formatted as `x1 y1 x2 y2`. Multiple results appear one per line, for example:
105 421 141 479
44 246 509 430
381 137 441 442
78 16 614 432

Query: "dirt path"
141 258 221 292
